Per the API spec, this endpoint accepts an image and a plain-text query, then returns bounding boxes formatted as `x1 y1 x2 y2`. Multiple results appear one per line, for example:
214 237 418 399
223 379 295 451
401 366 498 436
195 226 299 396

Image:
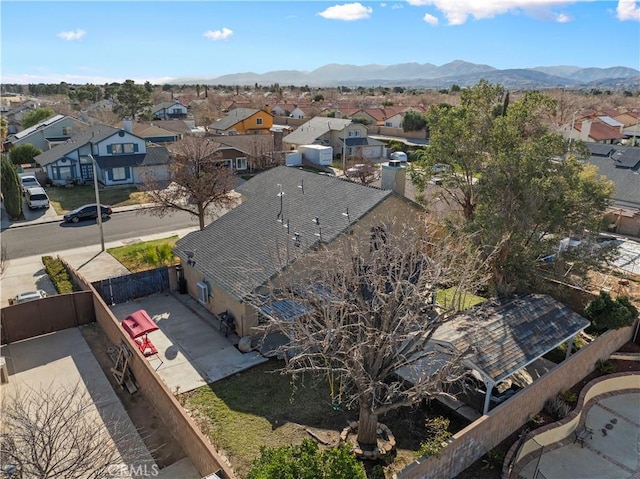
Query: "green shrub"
596 358 615 374
139 242 174 267
247 439 366 479
560 389 578 406
543 395 571 420
156 242 174 263
585 291 638 331
140 245 159 265
416 416 452 458
42 256 75 293
528 414 544 428
482 448 505 470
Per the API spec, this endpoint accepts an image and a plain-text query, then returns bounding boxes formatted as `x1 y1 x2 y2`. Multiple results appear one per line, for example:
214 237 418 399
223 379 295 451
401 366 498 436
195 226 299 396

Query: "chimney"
123 117 133 133
381 161 406 196
273 128 283 151
580 120 591 141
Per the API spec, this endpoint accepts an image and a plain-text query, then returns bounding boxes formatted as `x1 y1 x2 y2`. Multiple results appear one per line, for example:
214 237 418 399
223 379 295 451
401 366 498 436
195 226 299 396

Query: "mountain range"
184 60 639 89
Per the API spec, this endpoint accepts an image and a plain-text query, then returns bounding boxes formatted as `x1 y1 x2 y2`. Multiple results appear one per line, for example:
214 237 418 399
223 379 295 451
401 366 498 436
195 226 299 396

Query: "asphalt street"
1 209 199 259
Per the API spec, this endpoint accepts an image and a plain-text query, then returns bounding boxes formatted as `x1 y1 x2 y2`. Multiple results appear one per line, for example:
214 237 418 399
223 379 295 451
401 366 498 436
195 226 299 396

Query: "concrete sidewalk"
1 226 199 307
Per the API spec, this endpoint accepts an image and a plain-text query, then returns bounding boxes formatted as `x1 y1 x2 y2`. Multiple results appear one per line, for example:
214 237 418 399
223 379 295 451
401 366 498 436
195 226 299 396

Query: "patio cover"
397 294 590 414
122 310 159 339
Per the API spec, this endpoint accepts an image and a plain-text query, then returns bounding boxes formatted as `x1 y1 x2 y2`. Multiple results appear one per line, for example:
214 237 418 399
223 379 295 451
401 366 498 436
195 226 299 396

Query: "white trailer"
299 145 333 166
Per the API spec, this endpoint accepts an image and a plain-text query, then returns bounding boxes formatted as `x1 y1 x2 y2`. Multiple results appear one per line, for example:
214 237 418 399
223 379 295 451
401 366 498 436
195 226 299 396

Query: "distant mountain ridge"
182 60 639 89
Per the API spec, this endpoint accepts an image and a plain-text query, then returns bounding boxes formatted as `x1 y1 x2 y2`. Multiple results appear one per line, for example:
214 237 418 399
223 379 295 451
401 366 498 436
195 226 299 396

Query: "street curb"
2 204 157 230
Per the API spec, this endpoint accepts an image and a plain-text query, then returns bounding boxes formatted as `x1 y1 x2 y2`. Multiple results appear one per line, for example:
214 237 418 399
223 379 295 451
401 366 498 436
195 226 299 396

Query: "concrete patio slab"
110 293 267 393
156 457 201 479
518 392 640 479
0 328 156 477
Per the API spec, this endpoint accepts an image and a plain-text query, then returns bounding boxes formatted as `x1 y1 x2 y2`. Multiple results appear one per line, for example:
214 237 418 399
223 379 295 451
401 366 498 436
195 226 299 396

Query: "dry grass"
46 185 151 214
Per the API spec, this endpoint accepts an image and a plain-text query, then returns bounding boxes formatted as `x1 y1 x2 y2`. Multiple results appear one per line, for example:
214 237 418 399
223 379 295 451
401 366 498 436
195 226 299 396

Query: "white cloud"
318 3 373 21
555 12 573 22
391 3 404 8
57 29 86 41
203 27 233 41
423 13 439 24
617 0 640 20
406 0 587 25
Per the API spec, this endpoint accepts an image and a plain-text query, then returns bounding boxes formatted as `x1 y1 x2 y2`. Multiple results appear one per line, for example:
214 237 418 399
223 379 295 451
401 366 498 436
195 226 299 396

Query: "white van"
25 187 50 210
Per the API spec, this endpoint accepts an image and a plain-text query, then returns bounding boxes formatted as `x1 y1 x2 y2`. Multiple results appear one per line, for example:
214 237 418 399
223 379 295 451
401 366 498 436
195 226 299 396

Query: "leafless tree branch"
0 382 151 479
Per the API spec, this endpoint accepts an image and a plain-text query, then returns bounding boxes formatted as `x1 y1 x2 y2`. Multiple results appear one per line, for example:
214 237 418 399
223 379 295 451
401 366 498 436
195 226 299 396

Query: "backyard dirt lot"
80 323 186 469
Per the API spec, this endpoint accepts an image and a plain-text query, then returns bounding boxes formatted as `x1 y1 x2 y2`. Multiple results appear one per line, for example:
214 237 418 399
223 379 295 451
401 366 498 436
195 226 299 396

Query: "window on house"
256 118 263 126
62 127 72 135
385 122 392 127
112 167 126 181
235 157 247 170
110 143 135 154
57 166 72 180
172 108 181 114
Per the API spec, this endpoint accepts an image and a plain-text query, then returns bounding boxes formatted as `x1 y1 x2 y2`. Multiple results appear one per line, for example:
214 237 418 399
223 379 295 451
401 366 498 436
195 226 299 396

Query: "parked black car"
63 204 112 223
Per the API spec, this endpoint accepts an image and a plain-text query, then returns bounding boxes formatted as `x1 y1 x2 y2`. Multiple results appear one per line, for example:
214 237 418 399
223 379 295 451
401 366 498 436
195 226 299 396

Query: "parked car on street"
63 204 112 223
11 290 47 304
20 175 41 194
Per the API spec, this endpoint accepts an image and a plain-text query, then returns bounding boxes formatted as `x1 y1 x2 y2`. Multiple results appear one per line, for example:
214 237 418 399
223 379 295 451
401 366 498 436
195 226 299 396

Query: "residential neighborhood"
1 79 639 479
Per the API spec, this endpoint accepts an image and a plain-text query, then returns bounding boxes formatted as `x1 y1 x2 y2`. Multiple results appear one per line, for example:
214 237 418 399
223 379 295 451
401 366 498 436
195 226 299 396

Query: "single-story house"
34 124 170 186
174 166 423 337
571 119 625 144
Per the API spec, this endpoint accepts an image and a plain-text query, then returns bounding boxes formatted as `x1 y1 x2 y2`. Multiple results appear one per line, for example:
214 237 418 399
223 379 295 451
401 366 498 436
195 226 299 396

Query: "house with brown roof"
210 131 286 172
569 118 625 144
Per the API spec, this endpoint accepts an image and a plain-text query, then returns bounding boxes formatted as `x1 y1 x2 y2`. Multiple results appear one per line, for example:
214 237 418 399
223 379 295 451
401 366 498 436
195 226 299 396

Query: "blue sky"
1 1 639 84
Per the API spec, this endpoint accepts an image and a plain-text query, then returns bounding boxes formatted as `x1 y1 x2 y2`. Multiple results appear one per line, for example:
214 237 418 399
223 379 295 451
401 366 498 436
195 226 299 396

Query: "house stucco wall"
180 194 424 338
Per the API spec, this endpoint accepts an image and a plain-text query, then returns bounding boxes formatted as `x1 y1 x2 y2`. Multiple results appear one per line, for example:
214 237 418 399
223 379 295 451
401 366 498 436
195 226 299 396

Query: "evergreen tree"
1 155 22 218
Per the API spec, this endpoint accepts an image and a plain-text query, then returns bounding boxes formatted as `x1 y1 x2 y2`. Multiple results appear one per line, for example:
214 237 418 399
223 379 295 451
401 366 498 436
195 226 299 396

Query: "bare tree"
0 382 151 479
140 137 238 230
344 156 378 185
255 221 493 449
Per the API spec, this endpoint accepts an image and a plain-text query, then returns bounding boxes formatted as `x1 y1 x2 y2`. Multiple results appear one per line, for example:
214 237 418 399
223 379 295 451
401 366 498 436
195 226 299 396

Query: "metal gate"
93 267 170 305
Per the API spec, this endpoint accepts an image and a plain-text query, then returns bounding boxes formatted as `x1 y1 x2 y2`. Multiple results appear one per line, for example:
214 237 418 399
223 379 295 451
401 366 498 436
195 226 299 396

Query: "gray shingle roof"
586 143 615 157
210 108 263 131
433 294 590 382
94 146 169 168
213 134 279 154
34 125 119 166
283 117 352 145
175 166 391 300
584 147 640 207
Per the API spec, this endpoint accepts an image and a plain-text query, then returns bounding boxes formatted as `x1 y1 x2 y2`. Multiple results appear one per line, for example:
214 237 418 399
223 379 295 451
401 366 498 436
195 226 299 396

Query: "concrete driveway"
110 293 267 394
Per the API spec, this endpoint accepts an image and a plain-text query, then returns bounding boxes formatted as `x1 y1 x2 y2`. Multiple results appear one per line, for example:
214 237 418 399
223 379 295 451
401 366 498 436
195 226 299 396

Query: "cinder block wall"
69 264 236 479
396 323 636 479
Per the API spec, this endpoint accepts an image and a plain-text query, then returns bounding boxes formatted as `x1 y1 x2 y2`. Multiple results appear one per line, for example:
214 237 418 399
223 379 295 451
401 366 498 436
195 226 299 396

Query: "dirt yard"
80 323 186 468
